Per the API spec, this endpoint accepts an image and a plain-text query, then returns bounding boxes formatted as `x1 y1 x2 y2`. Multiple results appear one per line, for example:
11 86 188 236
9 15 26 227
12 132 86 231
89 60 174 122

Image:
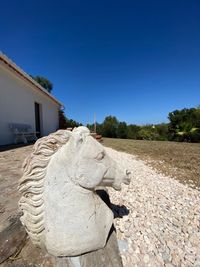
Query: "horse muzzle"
101 166 131 190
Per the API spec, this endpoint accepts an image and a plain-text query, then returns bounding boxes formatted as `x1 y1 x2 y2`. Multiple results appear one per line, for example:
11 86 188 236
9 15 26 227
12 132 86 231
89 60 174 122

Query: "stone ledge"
0 212 27 264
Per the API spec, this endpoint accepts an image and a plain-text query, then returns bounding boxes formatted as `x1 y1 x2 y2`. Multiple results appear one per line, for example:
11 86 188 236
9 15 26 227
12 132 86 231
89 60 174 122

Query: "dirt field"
103 138 200 189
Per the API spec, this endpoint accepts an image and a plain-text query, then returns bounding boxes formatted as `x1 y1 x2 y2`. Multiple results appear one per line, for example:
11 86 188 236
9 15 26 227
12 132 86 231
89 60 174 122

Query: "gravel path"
105 147 200 267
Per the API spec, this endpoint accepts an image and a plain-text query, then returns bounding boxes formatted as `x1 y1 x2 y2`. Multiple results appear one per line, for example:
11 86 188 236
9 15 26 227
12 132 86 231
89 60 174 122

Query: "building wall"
0 62 60 145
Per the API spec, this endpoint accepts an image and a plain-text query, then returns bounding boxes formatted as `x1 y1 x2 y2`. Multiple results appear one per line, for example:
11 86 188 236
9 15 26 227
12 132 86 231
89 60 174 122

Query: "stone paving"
0 145 33 225
106 147 200 267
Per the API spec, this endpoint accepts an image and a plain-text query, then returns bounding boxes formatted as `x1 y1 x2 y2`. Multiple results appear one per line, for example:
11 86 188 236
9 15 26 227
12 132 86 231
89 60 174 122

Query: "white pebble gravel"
105 147 200 267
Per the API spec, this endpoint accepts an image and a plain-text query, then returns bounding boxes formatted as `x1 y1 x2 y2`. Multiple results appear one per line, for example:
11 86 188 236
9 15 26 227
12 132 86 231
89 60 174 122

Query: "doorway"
34 102 41 138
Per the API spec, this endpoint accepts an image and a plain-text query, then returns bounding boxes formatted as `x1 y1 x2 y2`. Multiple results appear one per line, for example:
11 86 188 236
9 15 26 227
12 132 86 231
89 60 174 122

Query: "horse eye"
96 152 105 161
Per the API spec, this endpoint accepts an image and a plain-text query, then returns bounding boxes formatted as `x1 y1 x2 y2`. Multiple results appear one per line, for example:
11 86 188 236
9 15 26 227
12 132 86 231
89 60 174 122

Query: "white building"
0 53 62 145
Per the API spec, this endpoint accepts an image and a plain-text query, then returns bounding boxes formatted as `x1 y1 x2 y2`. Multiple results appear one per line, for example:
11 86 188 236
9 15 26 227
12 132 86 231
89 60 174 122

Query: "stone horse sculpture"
18 127 130 257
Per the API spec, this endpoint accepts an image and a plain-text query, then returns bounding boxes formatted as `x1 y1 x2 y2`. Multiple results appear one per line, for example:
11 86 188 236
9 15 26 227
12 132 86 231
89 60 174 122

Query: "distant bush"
168 107 200 142
127 125 141 139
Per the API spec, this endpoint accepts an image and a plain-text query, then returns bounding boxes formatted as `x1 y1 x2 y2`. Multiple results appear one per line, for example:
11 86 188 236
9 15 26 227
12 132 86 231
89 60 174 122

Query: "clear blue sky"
1 0 200 125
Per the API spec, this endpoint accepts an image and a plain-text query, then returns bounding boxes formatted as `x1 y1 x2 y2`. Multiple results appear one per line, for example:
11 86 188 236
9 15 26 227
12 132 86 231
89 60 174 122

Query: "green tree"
168 107 200 142
31 75 53 93
117 122 128 139
102 116 119 138
66 119 82 128
59 109 68 129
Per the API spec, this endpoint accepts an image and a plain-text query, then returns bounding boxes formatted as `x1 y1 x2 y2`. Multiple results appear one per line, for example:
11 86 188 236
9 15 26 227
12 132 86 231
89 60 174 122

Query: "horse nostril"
124 171 131 185
124 178 130 185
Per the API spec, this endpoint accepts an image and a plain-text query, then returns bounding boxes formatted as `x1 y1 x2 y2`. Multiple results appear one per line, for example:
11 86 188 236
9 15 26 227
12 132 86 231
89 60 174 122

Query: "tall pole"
94 113 96 133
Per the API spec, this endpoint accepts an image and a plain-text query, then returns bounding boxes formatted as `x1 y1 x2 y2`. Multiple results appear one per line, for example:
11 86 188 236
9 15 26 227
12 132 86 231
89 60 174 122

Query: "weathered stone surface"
0 213 26 264
0 144 33 226
1 238 55 267
18 127 131 257
80 229 123 267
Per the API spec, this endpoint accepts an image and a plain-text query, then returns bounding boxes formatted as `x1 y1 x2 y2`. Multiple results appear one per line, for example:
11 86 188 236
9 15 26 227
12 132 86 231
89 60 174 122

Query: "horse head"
57 126 131 191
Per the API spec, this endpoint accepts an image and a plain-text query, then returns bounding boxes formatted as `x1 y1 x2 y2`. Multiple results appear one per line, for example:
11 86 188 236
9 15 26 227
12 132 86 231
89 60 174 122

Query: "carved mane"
18 130 71 246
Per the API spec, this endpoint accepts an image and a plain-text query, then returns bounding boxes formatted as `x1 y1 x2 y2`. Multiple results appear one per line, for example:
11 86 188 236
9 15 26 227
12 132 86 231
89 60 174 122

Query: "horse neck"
44 159 101 226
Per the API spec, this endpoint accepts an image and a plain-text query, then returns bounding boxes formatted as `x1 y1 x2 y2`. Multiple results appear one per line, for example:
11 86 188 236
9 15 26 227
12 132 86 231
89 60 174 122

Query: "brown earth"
103 138 200 189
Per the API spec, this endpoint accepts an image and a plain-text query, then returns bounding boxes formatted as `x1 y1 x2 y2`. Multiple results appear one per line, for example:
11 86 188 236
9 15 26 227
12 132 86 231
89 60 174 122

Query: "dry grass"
103 138 200 189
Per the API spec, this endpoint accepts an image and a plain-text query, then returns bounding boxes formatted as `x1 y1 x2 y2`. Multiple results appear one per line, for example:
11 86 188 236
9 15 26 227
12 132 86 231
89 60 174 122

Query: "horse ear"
73 126 90 147
73 126 90 136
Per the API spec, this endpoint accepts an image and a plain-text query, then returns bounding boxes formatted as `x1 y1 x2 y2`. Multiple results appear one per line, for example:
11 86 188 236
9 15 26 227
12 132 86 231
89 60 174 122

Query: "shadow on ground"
96 189 130 218
0 143 34 153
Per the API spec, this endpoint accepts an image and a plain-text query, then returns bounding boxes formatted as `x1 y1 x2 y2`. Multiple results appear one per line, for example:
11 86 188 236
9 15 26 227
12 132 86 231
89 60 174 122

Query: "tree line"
86 116 169 141
86 107 200 143
59 106 200 143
